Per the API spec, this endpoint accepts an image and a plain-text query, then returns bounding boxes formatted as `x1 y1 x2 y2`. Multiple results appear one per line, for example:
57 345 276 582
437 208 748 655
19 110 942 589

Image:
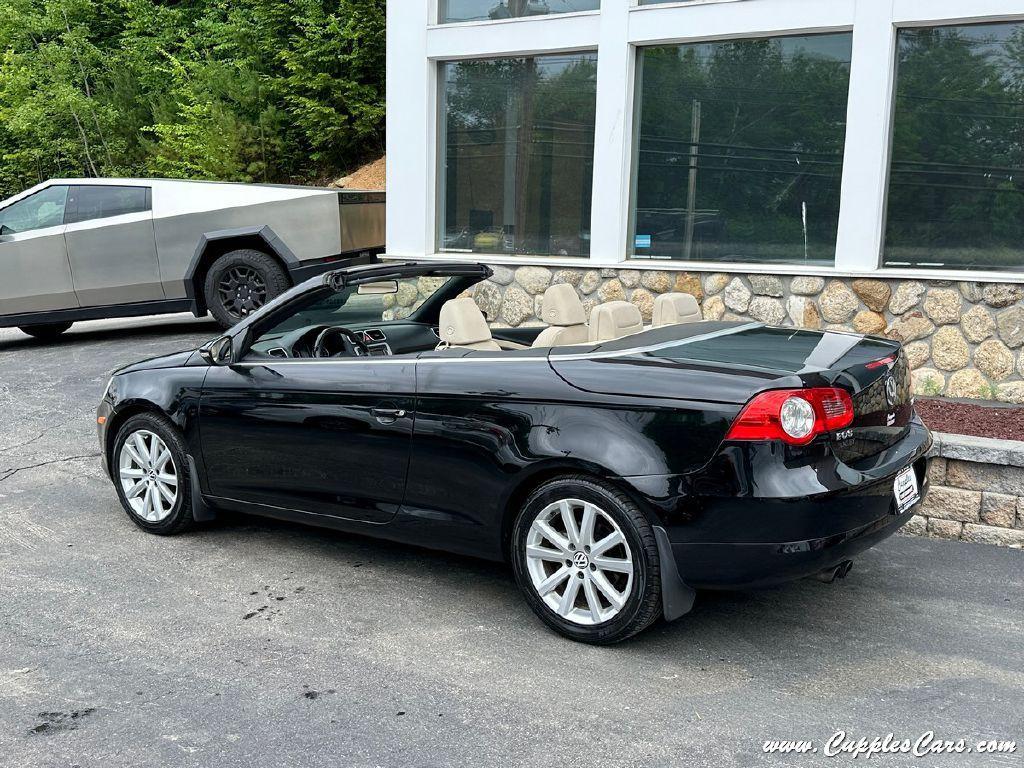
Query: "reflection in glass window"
439 54 597 257
631 34 852 266
440 0 599 24
66 186 149 224
885 23 1024 271
0 185 69 234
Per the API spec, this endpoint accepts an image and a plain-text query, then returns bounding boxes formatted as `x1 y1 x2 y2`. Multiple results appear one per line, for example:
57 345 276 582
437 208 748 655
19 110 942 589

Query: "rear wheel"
203 249 289 329
19 322 72 340
112 412 195 536
511 476 662 644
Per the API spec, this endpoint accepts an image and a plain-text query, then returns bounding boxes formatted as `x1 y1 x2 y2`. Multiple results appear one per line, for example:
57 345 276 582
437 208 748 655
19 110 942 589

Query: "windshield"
257 276 451 343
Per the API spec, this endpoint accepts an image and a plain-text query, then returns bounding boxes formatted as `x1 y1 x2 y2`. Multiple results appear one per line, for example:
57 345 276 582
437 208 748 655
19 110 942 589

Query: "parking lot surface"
0 316 1022 768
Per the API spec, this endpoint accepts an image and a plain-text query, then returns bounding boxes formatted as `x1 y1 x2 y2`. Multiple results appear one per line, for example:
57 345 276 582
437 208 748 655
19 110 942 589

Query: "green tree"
0 0 386 198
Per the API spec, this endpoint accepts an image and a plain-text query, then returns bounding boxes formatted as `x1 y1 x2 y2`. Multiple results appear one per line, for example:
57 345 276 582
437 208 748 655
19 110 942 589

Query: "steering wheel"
312 326 371 358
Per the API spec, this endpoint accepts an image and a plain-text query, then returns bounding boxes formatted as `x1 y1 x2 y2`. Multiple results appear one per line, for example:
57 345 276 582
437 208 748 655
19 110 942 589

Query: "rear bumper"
625 417 932 591
671 506 919 589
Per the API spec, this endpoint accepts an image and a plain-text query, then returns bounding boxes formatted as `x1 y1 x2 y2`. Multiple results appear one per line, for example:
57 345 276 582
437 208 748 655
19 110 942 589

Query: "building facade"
386 0 1024 402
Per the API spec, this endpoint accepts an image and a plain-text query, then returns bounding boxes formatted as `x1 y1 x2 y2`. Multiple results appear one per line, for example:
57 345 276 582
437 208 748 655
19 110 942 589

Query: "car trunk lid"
548 322 810 407
549 322 910 462
819 345 914 465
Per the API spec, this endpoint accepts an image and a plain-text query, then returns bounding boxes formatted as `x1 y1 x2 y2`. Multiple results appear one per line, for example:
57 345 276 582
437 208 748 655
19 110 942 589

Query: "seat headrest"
589 301 643 342
438 297 493 346
653 292 702 327
541 283 586 327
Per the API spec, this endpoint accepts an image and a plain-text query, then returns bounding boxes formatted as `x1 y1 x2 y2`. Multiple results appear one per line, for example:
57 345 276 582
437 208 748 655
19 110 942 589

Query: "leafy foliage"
634 35 853 263
0 0 385 197
886 24 1024 267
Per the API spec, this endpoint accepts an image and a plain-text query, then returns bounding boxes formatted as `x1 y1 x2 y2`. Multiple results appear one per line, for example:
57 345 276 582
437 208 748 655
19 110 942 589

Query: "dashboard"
248 321 442 360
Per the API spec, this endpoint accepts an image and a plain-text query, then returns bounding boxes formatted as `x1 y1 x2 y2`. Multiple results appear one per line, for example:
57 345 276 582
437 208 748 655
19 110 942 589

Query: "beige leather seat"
436 297 501 351
532 284 589 348
589 300 643 342
653 292 701 327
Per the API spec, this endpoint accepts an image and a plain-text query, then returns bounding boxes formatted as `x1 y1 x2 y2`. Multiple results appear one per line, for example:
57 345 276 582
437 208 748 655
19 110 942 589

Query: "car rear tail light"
725 387 854 446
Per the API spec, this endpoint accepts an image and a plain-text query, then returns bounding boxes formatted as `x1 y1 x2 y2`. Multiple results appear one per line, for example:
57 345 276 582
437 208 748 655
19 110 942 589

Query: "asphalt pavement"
0 315 1021 768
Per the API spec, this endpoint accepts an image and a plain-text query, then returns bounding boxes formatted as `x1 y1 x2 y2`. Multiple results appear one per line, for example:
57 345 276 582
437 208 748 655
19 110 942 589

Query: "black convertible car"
98 261 931 643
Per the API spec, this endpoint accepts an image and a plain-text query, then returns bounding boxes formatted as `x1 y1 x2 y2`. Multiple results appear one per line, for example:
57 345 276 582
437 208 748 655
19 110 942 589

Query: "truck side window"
0 186 70 235
65 186 150 225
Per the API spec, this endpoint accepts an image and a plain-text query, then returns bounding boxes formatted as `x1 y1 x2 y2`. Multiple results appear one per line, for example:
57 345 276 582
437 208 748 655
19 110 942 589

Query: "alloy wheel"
525 498 634 626
217 266 267 318
118 430 179 522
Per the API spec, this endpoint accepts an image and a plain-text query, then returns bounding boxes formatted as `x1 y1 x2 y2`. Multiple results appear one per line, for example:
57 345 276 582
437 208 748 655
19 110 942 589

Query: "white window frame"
387 0 1024 282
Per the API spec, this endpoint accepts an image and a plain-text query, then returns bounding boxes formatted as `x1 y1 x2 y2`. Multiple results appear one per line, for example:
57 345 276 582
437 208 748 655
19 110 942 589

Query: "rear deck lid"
549 323 911 461
548 322 810 406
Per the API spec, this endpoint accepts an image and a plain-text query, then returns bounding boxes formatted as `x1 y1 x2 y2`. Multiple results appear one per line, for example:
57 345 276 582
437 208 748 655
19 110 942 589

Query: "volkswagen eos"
98 262 931 643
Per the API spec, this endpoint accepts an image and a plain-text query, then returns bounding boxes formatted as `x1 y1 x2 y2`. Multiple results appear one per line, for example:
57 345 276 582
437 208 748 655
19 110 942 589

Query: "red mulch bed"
915 398 1024 441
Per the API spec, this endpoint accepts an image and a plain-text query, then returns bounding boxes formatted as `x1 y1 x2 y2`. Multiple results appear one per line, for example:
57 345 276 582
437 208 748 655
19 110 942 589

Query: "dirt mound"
331 156 385 190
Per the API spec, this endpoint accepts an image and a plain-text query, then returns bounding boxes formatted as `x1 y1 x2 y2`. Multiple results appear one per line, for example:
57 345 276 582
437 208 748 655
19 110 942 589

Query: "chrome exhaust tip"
812 559 854 584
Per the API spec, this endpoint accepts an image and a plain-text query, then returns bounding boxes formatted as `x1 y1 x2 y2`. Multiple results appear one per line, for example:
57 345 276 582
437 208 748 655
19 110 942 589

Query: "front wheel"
19 322 72 340
203 249 289 329
511 476 663 644
112 412 195 535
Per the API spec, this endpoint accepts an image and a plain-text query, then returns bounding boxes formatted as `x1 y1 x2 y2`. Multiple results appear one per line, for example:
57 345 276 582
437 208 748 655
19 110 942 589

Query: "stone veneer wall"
909 433 1024 549
455 265 1024 402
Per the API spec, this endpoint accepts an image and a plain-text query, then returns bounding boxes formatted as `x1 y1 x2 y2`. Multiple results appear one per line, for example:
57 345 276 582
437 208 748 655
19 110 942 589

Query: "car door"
199 357 416 524
63 185 164 306
0 185 78 315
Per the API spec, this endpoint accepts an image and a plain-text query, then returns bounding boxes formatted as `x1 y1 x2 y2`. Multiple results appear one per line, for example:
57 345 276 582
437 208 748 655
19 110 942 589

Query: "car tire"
112 412 195 536
203 249 289 329
511 475 662 644
19 322 73 340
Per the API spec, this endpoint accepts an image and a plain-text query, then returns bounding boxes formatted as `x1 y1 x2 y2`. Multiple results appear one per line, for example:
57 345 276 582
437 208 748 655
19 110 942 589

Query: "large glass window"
885 23 1024 271
439 1 599 25
631 34 852 266
439 53 597 257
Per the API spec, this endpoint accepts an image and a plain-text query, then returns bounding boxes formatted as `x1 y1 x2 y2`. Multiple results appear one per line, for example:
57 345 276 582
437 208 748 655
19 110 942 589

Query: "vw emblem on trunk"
884 375 898 407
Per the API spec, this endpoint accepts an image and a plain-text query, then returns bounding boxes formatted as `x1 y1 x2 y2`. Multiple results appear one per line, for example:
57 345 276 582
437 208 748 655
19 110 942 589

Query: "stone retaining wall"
907 432 1024 548
458 265 1024 403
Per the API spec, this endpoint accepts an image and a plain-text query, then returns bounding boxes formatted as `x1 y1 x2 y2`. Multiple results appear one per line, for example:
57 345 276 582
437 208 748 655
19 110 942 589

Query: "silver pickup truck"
0 178 385 339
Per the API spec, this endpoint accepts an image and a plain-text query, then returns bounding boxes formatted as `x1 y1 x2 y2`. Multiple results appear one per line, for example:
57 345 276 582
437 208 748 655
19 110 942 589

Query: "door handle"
372 407 406 424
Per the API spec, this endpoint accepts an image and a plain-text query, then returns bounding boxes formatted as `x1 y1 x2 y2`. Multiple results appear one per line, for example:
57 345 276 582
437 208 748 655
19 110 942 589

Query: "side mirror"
200 335 234 366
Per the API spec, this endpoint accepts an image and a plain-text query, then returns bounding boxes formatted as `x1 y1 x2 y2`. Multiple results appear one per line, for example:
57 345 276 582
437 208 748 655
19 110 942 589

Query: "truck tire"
19 322 73 341
203 249 290 329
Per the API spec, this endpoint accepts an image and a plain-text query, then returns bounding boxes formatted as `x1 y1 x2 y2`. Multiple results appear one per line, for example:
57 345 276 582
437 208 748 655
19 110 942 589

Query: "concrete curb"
929 431 1024 468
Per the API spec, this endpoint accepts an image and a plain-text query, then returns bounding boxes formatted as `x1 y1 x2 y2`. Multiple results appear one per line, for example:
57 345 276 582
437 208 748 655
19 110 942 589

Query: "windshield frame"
232 267 488 360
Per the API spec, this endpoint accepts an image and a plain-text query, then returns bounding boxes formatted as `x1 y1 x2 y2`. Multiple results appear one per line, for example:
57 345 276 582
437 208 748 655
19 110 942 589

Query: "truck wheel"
19 322 73 341
203 249 289 329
